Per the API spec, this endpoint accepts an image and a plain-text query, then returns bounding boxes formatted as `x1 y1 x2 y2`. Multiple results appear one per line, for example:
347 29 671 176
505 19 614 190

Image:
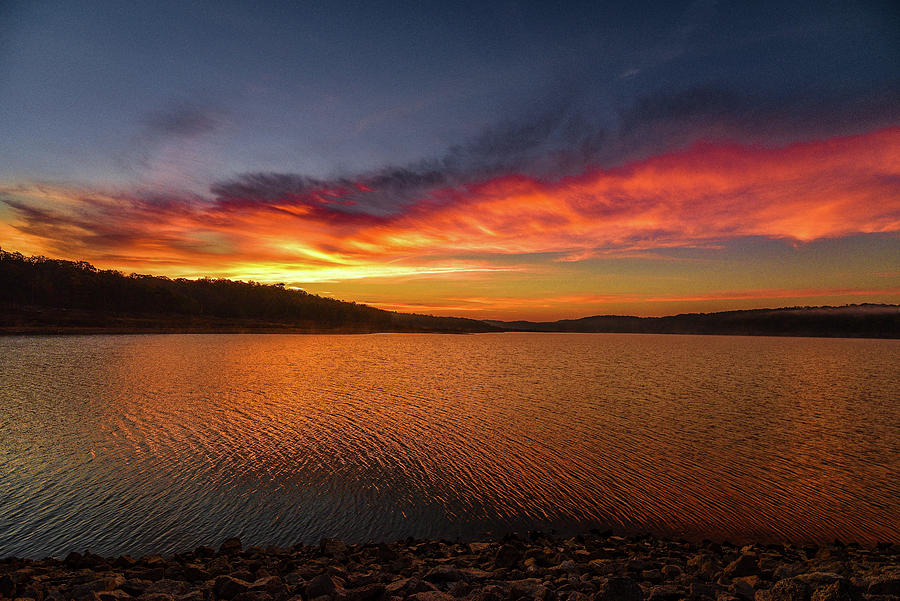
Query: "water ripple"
1 333 898 558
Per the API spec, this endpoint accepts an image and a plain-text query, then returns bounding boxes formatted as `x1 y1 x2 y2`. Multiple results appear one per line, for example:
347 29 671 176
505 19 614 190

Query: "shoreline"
3 533 898 601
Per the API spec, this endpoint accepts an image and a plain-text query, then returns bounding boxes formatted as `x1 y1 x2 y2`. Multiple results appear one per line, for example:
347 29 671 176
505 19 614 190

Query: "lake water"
1 333 898 558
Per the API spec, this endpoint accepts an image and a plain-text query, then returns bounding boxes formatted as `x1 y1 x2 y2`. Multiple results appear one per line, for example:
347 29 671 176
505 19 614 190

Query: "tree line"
0 249 496 333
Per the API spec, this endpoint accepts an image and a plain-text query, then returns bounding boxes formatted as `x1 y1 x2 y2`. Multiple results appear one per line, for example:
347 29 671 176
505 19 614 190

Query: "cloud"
3 126 898 284
142 102 222 138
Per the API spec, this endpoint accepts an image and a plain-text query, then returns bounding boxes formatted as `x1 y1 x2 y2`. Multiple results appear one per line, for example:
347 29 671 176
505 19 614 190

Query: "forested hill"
0 249 497 333
486 305 900 338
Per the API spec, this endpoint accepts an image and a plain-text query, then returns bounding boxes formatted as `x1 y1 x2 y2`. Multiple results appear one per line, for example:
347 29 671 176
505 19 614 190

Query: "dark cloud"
202 83 900 221
142 103 221 138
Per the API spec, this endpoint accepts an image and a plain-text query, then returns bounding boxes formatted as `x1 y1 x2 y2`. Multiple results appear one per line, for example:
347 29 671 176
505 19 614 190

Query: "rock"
320 540 348 557
137 594 175 601
796 574 844 588
867 573 900 596
214 576 252 600
410 592 454 601
306 575 337 599
183 565 211 582
122 580 153 597
731 576 763 600
425 566 464 583
759 579 811 601
494 545 523 569
344 583 385 601
810 580 857 601
145 580 187 596
594 577 643 601
250 576 285 596
725 554 760 578
208 558 232 577
646 584 685 601
0 574 14 597
220 539 243 555
660 565 682 580
176 593 204 601
508 578 552 601
384 578 436 597
233 593 273 601
96 592 132 601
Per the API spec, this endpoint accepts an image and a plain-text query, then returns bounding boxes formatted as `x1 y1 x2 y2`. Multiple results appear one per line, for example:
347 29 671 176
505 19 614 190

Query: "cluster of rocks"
2 533 898 601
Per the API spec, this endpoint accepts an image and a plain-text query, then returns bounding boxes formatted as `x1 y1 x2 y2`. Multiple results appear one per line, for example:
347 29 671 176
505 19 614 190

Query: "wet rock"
214 576 252 600
220 540 243 556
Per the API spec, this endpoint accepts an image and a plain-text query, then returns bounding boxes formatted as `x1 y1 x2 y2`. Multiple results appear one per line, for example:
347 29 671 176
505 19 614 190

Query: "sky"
0 0 898 320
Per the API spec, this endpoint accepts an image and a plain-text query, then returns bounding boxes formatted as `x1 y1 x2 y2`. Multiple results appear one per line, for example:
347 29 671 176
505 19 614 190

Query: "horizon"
1 2 899 320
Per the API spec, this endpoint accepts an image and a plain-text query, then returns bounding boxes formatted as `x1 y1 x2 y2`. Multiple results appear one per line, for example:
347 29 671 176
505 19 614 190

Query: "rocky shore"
2 533 898 601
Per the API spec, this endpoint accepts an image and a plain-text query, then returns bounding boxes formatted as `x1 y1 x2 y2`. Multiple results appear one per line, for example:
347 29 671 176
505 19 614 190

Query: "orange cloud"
2 127 898 289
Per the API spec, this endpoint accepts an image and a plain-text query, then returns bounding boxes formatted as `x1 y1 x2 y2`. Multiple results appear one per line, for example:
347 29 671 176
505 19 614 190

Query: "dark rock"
725 554 759 578
208 558 232 577
320 540 348 557
183 565 212 582
306 575 337 599
233 593 273 601
137 595 176 601
97 591 133 601
760 579 811 601
344 583 385 601
384 577 437 597
250 576 286 599
508 578 553 601
494 545 524 570
215 576 252 600
867 573 900 596
410 592 454 601
594 577 643 601
425 566 465 583
145 580 187 596
220 539 243 556
1 574 15 597
646 584 684 601
122 580 153 597
810 580 858 601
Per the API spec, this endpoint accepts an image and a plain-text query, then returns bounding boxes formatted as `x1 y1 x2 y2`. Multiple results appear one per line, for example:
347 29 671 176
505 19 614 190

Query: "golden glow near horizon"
2 128 899 320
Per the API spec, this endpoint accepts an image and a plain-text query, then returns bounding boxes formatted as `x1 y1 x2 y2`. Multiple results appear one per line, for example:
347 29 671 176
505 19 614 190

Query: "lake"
1 333 898 558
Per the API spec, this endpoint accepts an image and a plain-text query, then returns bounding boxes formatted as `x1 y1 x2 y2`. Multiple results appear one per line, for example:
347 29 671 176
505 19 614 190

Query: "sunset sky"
1 1 898 320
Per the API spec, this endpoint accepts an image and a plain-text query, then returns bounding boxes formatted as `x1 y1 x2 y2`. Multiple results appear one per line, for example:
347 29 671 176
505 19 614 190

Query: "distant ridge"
485 304 900 338
2 248 897 337
0 249 497 334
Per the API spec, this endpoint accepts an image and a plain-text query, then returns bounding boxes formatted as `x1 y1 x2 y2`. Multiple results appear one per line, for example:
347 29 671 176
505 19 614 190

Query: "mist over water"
1 333 898 558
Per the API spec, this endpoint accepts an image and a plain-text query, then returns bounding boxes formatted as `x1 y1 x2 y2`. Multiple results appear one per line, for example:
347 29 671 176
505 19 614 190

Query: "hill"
0 249 497 334
486 305 900 338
